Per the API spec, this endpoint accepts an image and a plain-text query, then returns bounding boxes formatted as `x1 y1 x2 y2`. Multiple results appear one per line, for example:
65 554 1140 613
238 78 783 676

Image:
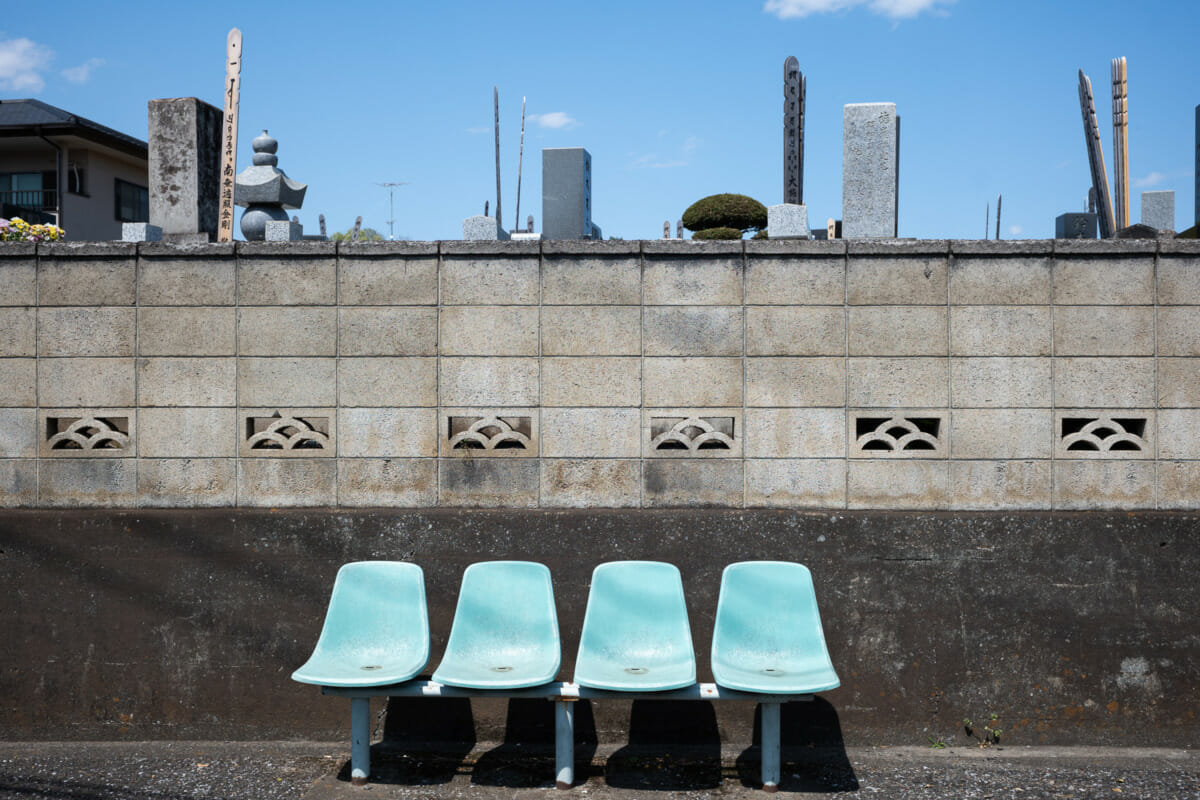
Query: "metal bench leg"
350 696 371 786
761 701 781 793
555 699 575 789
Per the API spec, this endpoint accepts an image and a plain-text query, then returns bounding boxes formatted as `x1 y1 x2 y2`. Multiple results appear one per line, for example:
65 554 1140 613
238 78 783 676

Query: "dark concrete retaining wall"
1 509 1196 748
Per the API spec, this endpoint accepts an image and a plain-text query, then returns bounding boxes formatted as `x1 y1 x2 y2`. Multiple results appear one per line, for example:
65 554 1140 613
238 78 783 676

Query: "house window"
114 178 148 222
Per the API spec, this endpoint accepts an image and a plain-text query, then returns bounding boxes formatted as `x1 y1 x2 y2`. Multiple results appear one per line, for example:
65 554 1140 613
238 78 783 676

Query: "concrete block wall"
2 237 1199 510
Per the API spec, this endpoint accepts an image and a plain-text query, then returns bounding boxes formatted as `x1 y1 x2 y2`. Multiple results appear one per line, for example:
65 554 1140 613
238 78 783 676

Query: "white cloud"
682 136 699 153
466 126 490 134
631 154 687 169
0 36 54 92
1008 225 1023 236
61 57 104 84
764 0 954 19
529 111 577 129
1134 171 1166 188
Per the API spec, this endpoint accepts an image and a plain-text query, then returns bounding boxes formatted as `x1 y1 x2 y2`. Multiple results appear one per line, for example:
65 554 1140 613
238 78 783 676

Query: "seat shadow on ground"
336 697 477 785
734 698 859 793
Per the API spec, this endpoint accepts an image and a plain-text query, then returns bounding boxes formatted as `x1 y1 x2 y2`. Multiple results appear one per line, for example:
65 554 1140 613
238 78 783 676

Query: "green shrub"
691 227 743 240
752 229 769 240
682 194 767 234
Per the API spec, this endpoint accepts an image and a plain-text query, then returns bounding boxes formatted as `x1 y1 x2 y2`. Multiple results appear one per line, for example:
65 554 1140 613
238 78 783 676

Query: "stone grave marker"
1141 190 1174 231
842 103 898 238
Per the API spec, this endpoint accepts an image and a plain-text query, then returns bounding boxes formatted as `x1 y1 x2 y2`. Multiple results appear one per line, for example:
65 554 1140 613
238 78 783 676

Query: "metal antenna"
493 86 502 226
377 182 409 241
985 202 989 239
995 194 1002 240
515 96 526 233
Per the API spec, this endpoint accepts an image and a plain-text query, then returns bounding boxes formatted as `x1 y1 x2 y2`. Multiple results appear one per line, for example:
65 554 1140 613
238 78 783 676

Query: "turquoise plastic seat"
711 561 840 694
432 561 561 689
574 561 696 691
292 561 429 687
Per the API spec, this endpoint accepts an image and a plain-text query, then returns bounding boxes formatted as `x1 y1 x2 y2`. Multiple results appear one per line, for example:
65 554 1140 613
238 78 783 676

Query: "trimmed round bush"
692 227 743 240
682 194 768 233
752 229 769 240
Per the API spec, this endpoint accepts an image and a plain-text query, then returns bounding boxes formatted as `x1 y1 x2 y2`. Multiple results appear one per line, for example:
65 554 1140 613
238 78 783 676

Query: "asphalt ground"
0 742 1198 800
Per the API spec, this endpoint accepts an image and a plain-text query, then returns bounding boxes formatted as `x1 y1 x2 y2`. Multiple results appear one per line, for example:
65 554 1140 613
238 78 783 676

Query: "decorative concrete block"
847 256 946 305
338 254 438 306
137 256 236 305
949 256 1052 305
744 256 845 305
441 256 538 305
0 359 36 406
138 459 235 507
1054 307 1154 356
237 458 337 507
237 307 337 356
1140 190 1174 230
36 408 135 459
1053 258 1154 305
1157 409 1200 459
767 204 809 239
38 459 136 507
746 307 844 356
541 357 640 407
337 408 438 457
39 358 136 407
137 407 237 458
848 307 947 356
847 357 948 408
643 307 743 357
847 461 948 510
541 408 640 458
949 461 1052 510
239 409 333 458
0 459 36 507
1053 460 1155 509
541 306 641 356
462 215 510 240
264 220 303 241
643 257 743 305
950 409 1052 459
338 357 437 407
745 357 846 407
438 408 538 458
338 307 437 356
439 357 539 407
440 306 539 356
0 307 35 356
1053 357 1155 407
744 408 844 458
37 308 135 357
642 460 744 507
642 408 742 459
1157 308 1200 356
949 357 1051 408
1158 462 1200 509
842 102 899 238
237 256 336 305
0 408 36 457
337 458 438 507
1157 359 1200 407
237 357 335 407
137 307 236 356
139 357 236 407
745 459 846 508
950 307 1051 356
148 97 221 238
38 258 135 306
121 223 163 242
0 260 36 306
848 409 947 458
542 256 641 305
439 459 539 507
644 357 743 407
1052 410 1154 460
1156 257 1200 305
1054 213 1097 239
540 459 640 507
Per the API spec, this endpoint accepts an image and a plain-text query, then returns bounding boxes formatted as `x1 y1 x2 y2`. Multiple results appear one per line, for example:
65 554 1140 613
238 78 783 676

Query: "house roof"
0 98 147 160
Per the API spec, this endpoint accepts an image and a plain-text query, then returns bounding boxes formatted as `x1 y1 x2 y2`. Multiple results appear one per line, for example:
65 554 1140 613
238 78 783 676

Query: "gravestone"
1078 70 1115 237
663 221 670 239
769 56 810 240
147 97 223 243
676 220 682 239
462 215 509 240
842 103 899 238
1056 212 1098 239
542 147 600 240
1140 190 1175 231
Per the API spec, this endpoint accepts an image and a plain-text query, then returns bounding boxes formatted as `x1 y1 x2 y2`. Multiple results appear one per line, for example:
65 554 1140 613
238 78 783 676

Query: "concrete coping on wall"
541 240 641 255
1054 239 1158 256
0 242 35 257
138 242 236 258
642 239 743 254
746 239 847 255
846 239 950 256
440 240 541 256
1157 239 1200 255
949 239 1054 255
237 241 336 257
336 241 438 256
38 242 137 258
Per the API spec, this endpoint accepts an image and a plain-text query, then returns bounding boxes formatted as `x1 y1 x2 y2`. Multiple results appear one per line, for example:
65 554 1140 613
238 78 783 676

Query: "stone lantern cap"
234 130 307 209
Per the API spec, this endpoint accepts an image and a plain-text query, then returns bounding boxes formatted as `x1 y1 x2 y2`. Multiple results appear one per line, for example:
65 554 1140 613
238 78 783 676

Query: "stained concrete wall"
2 238 1199 510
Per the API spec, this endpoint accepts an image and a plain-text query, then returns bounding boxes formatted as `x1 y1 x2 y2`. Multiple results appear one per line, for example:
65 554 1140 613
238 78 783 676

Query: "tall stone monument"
1141 190 1174 231
542 147 601 240
1111 57 1130 230
768 56 810 239
147 97 223 243
1078 70 1116 238
842 103 899 239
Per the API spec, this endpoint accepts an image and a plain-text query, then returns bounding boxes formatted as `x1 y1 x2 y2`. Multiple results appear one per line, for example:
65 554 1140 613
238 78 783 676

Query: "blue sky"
2 0 1196 240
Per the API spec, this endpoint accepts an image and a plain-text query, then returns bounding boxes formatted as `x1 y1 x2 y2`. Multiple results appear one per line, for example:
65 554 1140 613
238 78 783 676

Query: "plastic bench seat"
292 561 429 688
574 561 696 691
432 561 561 689
711 561 840 694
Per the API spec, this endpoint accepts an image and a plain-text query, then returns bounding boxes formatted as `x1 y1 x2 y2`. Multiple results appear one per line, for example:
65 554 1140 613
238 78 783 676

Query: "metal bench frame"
323 680 813 791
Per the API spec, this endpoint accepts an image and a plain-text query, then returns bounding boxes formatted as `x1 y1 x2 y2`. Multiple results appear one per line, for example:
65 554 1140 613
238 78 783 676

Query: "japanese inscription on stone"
218 28 243 243
783 56 805 205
